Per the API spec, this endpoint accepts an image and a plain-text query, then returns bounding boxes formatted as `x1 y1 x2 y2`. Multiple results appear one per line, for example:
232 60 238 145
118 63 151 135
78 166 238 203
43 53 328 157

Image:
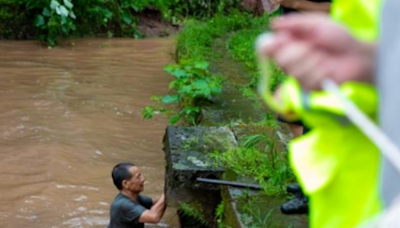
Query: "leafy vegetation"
178 202 209 227
33 0 76 46
238 194 296 228
212 132 294 195
176 12 269 61
143 11 276 125
0 0 243 45
142 59 223 125
140 8 294 227
215 202 225 228
241 207 274 228
227 24 286 94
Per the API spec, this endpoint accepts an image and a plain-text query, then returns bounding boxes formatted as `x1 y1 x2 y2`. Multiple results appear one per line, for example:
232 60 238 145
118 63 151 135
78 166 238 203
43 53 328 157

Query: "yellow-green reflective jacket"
276 1 383 228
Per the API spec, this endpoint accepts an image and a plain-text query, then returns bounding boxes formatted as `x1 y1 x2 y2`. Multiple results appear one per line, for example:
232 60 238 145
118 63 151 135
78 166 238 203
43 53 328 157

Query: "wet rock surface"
164 126 236 228
164 126 237 192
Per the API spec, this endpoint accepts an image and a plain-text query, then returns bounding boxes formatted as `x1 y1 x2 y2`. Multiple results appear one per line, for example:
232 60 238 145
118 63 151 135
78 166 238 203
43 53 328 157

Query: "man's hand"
152 193 164 205
139 194 166 224
264 13 376 90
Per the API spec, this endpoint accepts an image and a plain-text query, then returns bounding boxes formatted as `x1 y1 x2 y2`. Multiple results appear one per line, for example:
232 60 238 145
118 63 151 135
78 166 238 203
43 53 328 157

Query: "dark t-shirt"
282 0 332 14
108 193 153 228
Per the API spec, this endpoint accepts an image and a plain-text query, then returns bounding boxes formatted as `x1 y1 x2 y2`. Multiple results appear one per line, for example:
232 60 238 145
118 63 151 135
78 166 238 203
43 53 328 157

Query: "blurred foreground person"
274 0 332 215
261 0 400 227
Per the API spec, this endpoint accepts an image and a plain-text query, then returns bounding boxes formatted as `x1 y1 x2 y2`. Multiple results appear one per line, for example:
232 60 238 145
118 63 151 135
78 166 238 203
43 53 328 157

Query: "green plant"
179 202 209 227
181 136 200 150
158 0 241 24
0 0 250 45
242 133 282 170
262 113 279 128
242 207 273 228
226 17 286 99
105 0 148 37
142 59 222 125
176 11 264 61
33 0 76 46
215 201 225 228
211 133 294 195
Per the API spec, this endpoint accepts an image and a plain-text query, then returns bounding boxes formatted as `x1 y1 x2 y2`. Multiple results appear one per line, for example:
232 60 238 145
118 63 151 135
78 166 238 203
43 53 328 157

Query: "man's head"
111 162 145 193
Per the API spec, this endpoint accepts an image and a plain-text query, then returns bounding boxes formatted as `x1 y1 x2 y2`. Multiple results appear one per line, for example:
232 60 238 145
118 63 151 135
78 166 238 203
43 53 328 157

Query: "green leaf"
42 7 51 17
192 80 209 92
34 15 45 27
61 24 68 32
210 83 222 94
58 5 69 17
183 106 200 114
168 81 177 89
60 15 67 25
150 96 161 101
178 85 193 94
122 11 132 25
63 0 73 9
170 69 186 79
120 0 130 8
161 95 179 104
130 4 140 12
50 0 60 10
69 11 76 19
194 61 209 70
184 65 193 71
102 9 113 19
141 106 155 120
169 115 181 125
164 64 175 73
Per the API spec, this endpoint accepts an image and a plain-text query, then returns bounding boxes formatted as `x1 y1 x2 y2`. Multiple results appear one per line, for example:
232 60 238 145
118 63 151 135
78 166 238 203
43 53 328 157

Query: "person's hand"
263 13 376 90
277 0 300 8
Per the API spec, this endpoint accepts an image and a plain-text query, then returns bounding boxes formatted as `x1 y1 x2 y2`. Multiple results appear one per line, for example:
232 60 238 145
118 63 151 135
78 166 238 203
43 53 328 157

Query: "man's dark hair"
112 162 135 190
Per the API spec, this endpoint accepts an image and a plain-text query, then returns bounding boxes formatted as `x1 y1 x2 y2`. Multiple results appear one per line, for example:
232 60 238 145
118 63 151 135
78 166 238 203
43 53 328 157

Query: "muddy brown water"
0 39 179 228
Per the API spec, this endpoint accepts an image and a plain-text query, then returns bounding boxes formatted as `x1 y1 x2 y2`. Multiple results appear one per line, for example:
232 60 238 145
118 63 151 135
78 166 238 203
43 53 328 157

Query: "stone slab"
164 126 237 191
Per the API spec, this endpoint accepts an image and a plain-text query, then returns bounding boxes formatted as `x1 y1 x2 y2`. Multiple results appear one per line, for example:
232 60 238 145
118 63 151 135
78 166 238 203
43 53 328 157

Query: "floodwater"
0 39 179 228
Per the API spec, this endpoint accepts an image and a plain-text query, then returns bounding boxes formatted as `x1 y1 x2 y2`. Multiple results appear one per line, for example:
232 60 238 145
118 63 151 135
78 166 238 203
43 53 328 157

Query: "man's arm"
152 195 161 205
138 193 166 224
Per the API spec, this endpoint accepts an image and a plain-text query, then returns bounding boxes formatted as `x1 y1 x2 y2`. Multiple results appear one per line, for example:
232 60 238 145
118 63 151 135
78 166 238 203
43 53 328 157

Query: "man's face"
123 166 145 193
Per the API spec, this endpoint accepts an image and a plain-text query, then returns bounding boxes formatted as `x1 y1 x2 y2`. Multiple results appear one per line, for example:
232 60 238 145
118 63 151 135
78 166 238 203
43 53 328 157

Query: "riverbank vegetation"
0 0 242 46
143 10 292 190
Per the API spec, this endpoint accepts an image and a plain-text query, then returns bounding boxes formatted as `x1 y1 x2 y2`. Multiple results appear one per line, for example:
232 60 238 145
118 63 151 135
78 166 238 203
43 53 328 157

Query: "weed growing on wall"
142 59 223 125
212 133 294 195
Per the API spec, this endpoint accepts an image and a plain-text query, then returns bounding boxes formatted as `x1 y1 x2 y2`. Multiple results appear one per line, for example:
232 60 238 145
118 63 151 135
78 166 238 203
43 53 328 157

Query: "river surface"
0 38 179 228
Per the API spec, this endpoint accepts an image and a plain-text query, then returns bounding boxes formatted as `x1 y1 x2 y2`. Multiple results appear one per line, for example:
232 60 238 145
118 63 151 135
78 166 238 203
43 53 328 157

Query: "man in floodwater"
108 162 166 228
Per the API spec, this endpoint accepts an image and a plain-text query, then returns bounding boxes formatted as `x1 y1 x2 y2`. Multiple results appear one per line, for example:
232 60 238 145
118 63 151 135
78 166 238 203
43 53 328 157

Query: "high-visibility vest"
275 1 384 228
331 0 381 41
